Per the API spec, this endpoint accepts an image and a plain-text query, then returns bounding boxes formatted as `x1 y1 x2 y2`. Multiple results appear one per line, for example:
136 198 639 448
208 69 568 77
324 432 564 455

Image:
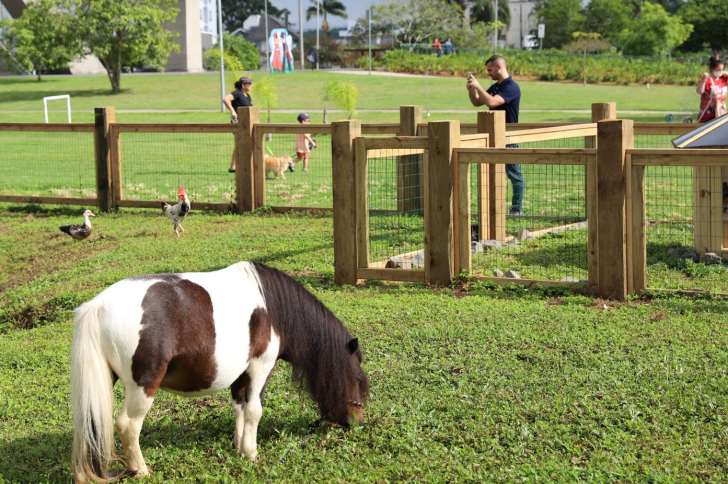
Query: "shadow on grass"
0 411 320 483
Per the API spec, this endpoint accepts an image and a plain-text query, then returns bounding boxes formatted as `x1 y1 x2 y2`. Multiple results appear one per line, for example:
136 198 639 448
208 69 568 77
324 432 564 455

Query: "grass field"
2 72 728 482
0 70 700 124
1 205 728 483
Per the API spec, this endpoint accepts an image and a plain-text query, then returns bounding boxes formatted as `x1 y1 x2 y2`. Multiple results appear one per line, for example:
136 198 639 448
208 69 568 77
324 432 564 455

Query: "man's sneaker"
303 169 309 172
509 209 522 216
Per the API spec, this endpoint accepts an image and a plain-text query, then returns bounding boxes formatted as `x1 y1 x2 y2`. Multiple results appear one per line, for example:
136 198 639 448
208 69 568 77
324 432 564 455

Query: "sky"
271 0 391 31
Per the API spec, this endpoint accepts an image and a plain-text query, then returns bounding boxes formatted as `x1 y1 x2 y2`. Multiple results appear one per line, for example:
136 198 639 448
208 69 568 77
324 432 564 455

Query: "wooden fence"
332 103 728 299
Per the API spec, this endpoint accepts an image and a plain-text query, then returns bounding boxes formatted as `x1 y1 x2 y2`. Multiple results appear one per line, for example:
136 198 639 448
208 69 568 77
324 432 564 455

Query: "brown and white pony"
71 261 369 483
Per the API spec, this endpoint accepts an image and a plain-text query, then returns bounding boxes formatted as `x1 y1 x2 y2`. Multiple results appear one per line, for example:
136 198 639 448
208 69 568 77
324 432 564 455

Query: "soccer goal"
43 94 72 123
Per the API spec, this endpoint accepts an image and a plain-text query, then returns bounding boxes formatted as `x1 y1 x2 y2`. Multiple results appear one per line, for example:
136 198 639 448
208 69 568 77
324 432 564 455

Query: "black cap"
239 76 254 84
297 113 311 122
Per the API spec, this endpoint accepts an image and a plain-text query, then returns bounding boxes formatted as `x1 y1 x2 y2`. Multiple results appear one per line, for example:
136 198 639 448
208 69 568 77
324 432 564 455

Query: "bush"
378 48 706 85
203 33 261 71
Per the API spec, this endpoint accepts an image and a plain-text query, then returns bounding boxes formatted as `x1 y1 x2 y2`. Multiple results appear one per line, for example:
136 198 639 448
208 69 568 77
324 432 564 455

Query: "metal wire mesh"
368 150 425 269
644 165 728 293
470 158 588 283
118 132 235 204
262 133 333 208
635 133 727 294
0 130 96 198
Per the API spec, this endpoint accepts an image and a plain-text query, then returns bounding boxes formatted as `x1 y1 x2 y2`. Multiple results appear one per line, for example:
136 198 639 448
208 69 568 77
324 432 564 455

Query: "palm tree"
252 77 277 140
306 0 347 32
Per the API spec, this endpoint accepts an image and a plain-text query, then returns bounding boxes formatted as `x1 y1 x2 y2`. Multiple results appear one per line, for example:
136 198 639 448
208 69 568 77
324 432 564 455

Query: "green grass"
0 71 699 123
2 205 728 482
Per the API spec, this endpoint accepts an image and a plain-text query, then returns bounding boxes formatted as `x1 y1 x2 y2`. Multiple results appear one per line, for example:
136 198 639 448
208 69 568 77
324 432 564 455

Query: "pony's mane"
251 262 367 422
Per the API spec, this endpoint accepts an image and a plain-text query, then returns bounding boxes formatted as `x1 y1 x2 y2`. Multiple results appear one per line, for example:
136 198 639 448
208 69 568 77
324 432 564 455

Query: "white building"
505 0 539 50
199 0 218 49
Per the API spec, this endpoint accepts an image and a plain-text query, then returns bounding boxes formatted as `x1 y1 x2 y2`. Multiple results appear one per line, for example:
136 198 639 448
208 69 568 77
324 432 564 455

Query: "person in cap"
294 113 316 172
223 76 254 172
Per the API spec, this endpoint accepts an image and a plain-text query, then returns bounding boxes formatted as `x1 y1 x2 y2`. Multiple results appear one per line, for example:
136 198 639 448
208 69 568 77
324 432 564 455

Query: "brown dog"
264 155 293 179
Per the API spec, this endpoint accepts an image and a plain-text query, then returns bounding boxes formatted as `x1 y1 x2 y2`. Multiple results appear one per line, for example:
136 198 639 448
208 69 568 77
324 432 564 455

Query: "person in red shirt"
431 37 443 57
697 55 728 123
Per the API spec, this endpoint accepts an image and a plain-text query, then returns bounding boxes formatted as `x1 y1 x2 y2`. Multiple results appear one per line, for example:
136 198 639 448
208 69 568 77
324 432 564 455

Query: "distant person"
443 37 454 55
466 55 524 215
431 37 443 57
294 113 316 172
222 76 254 173
697 55 728 123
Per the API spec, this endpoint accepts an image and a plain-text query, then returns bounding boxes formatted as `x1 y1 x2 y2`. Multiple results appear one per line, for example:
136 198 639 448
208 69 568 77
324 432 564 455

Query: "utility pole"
299 0 304 70
368 8 372 74
316 0 320 70
217 0 225 112
264 0 270 71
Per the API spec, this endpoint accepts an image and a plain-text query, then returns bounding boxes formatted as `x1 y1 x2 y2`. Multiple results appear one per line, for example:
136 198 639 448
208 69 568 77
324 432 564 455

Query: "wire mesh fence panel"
262 133 333 208
118 132 236 204
644 165 728 293
0 131 96 198
635 134 676 149
368 151 425 269
470 161 588 282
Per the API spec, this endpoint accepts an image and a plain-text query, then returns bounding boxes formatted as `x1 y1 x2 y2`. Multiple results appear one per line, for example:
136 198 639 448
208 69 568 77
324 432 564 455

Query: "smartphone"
467 71 473 80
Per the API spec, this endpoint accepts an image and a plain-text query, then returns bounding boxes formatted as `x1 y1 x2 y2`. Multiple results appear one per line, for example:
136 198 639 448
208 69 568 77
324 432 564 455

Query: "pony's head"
336 337 370 426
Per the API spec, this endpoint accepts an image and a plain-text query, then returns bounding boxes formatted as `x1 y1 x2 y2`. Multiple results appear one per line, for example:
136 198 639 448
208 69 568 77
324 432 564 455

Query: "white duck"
59 210 96 241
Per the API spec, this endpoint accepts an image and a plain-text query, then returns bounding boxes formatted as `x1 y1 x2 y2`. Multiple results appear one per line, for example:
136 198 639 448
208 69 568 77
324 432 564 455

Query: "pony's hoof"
243 449 258 462
129 466 151 479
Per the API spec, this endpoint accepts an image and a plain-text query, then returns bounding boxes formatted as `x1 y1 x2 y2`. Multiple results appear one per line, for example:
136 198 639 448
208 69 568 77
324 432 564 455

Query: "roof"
234 14 300 43
673 115 728 148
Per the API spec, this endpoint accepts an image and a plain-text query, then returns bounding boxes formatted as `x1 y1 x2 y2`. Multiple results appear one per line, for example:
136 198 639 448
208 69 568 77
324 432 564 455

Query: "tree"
79 0 180 93
306 0 348 33
365 0 463 45
331 80 358 119
678 0 728 53
583 0 630 45
0 0 83 81
465 0 510 31
565 32 611 85
252 76 277 126
617 2 692 56
535 0 585 49
221 0 280 32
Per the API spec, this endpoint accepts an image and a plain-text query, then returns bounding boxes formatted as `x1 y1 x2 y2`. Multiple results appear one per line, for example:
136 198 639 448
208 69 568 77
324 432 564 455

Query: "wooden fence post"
93 107 115 212
426 120 459 285
478 111 506 242
237 107 259 213
332 119 362 286
586 102 616 287
596 119 633 300
397 105 423 213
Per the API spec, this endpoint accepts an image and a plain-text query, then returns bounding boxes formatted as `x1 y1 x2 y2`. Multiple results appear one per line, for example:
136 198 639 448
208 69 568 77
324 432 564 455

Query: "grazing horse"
71 261 369 483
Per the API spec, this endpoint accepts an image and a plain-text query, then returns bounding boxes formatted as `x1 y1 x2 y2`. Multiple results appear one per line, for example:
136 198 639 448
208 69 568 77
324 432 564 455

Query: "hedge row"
370 50 703 86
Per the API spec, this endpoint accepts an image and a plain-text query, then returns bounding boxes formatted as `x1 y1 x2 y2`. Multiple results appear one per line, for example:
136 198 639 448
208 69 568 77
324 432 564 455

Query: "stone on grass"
493 269 504 278
386 250 425 269
504 270 521 279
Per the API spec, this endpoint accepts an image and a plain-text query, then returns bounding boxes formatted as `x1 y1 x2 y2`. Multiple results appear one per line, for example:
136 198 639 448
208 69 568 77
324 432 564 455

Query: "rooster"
59 209 96 241
161 187 191 236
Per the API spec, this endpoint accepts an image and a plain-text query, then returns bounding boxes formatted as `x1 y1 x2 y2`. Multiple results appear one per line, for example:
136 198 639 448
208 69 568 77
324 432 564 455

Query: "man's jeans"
506 144 524 213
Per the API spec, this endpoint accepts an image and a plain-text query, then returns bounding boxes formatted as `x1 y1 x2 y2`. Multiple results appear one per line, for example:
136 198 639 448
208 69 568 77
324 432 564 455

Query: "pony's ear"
346 338 359 354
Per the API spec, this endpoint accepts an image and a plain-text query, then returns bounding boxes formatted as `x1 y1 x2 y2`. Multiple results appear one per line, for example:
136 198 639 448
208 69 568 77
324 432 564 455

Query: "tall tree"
306 0 348 32
0 0 83 81
78 0 180 93
535 0 585 49
617 2 692 56
221 0 280 32
583 0 630 45
364 0 463 44
467 0 510 31
678 0 728 53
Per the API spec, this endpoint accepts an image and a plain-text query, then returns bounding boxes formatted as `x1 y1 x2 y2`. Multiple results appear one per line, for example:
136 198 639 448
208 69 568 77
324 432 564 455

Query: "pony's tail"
71 300 116 484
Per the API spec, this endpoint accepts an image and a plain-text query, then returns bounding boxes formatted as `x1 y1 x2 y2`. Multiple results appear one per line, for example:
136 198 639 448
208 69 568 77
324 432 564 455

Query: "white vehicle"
523 34 538 49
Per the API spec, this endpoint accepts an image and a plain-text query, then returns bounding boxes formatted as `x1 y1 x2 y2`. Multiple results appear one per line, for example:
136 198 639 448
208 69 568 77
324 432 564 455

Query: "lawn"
1 205 728 483
0 70 699 124
2 72 728 482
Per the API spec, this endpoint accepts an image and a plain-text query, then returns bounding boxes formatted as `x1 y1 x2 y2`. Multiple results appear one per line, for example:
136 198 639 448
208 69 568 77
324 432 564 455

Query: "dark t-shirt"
486 76 520 123
231 90 253 111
